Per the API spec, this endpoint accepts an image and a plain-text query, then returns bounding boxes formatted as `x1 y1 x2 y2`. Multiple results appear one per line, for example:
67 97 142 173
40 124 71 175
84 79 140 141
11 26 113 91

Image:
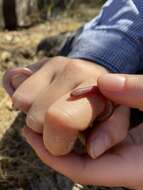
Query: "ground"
0 3 128 190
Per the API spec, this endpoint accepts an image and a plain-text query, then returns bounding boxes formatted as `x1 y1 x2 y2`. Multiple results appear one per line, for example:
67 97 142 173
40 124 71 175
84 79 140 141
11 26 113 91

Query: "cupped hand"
21 73 143 189
22 122 143 189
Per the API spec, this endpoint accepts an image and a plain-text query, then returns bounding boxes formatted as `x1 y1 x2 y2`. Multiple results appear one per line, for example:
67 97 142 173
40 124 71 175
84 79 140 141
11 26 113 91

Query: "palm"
23 124 143 189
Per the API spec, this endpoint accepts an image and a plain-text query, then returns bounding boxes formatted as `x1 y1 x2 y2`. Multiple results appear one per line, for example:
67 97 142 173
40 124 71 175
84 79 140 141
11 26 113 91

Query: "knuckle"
63 59 84 75
51 56 67 66
53 56 64 62
26 113 43 133
46 106 73 129
12 93 31 113
26 114 34 127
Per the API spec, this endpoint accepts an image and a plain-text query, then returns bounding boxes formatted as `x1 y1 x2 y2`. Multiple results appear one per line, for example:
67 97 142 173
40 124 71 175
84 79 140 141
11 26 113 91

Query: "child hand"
3 56 130 157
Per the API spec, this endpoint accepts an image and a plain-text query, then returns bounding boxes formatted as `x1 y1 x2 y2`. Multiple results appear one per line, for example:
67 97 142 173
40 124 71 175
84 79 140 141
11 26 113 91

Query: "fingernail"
99 74 126 92
89 135 109 159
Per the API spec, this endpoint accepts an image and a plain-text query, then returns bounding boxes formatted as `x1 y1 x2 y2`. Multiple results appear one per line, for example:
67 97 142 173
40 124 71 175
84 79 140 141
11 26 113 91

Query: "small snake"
3 58 49 97
71 85 115 122
3 67 33 97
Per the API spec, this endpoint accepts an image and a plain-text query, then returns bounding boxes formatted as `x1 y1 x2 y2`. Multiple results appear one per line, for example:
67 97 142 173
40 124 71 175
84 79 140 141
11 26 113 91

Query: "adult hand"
72 73 143 158
22 73 143 189
3 57 130 157
22 122 143 190
98 74 143 111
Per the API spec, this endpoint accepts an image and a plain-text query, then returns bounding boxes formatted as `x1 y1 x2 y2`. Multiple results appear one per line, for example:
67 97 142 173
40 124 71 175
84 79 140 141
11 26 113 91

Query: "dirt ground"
0 4 129 190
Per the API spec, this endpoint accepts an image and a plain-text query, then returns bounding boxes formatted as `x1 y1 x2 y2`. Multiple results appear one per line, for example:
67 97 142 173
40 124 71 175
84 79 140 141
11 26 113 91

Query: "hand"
3 57 130 157
97 73 143 111
21 73 143 189
22 122 143 189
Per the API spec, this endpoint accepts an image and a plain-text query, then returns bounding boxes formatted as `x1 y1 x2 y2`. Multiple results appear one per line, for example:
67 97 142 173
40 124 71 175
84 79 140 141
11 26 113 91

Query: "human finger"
87 105 130 159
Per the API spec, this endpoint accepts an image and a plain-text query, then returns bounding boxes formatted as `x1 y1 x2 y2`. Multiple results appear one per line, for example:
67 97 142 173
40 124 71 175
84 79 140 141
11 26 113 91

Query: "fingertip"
43 110 78 156
87 132 110 159
98 74 126 92
87 106 129 159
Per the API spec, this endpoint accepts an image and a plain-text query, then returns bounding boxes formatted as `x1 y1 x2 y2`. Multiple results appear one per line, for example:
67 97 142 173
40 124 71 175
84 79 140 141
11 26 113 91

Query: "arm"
68 0 143 73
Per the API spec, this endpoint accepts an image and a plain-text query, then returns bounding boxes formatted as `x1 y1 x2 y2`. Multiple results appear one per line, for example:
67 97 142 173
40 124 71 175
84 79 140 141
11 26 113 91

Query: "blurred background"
0 1 127 189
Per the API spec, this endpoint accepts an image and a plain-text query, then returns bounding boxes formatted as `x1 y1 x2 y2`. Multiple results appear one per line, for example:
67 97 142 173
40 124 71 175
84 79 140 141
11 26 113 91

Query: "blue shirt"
68 0 143 73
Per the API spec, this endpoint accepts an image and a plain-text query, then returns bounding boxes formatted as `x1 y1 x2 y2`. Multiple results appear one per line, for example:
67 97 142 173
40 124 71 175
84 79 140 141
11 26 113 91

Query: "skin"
22 73 143 189
3 57 130 157
71 85 116 122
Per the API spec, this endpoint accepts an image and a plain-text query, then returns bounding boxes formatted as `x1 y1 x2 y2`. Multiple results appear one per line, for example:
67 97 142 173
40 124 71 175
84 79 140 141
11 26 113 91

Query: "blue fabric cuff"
68 29 140 73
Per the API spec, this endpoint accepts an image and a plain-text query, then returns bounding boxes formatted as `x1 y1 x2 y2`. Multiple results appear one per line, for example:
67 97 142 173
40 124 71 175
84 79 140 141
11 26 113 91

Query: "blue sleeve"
68 0 143 73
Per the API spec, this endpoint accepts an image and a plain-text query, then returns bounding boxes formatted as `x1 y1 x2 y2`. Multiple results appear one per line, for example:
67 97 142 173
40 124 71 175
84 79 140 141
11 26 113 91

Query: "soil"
0 4 128 190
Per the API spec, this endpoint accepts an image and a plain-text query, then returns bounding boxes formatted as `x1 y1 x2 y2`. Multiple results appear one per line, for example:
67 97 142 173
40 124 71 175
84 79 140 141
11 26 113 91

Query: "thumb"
98 74 143 111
